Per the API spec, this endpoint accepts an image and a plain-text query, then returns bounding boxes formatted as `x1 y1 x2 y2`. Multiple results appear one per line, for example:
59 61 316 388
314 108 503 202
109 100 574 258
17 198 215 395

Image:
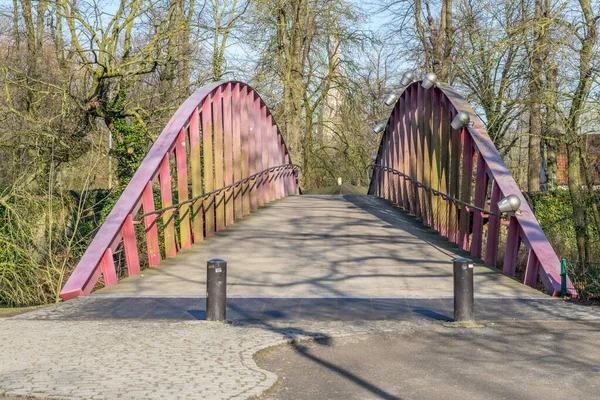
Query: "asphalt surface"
255 320 600 400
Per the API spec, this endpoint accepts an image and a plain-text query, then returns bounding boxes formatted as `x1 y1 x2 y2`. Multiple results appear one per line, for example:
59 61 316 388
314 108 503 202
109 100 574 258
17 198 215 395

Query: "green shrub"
527 190 600 262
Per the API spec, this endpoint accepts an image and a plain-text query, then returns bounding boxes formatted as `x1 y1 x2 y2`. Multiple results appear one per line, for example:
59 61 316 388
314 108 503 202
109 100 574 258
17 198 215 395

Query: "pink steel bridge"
60 80 575 301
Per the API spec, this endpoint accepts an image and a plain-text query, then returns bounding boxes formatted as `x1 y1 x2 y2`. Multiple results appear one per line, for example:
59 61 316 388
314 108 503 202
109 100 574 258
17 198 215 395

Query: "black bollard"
453 258 474 322
206 259 227 321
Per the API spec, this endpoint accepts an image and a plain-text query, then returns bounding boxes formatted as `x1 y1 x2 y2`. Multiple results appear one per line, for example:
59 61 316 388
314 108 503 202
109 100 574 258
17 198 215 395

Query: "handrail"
369 164 501 218
369 81 575 297
61 81 299 301
136 164 301 220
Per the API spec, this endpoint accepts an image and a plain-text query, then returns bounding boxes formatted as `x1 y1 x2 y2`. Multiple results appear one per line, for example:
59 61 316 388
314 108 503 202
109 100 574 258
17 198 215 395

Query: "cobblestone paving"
0 318 416 400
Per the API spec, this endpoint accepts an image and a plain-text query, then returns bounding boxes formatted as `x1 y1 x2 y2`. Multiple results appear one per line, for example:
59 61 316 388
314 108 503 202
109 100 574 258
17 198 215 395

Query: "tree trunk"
528 0 542 192
566 0 597 260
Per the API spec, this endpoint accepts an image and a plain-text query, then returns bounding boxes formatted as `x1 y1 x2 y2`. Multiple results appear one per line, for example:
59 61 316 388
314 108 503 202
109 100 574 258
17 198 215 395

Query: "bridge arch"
61 81 299 301
369 81 574 296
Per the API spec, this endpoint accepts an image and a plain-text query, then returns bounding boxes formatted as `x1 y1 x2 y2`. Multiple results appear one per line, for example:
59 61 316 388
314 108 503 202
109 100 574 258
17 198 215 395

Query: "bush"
527 190 600 262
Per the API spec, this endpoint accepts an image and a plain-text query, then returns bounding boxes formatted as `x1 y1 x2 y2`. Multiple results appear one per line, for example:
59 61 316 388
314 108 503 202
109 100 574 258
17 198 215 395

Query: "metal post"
453 257 474 322
207 259 227 321
560 259 567 297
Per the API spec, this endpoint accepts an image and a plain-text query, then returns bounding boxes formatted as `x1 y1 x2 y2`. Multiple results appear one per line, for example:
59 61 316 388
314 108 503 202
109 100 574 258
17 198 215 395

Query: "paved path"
3 310 600 400
15 296 600 321
2 194 578 400
0 318 414 400
98 195 541 298
256 320 600 400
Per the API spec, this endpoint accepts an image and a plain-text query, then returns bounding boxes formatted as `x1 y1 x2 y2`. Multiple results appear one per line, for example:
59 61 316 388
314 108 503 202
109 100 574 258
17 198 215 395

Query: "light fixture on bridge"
384 72 416 107
384 93 399 106
400 71 416 87
451 111 472 130
373 121 386 134
497 194 522 216
421 72 438 89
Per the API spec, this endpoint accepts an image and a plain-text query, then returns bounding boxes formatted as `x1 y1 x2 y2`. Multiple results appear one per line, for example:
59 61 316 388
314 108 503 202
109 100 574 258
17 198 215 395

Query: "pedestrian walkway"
96 195 541 298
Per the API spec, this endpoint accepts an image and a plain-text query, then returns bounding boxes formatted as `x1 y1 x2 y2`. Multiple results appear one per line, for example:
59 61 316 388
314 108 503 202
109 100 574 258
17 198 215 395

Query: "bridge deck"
97 195 541 298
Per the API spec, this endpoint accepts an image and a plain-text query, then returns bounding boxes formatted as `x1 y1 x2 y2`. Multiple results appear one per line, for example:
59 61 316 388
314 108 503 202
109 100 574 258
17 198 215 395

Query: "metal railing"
369 164 501 218
136 164 301 221
369 81 575 297
60 81 299 301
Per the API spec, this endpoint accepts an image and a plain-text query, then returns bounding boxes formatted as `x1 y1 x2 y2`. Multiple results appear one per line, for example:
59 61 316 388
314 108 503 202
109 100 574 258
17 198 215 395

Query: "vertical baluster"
99 248 118 286
458 131 474 251
214 87 226 231
503 217 521 276
448 106 461 243
277 130 284 198
141 181 160 266
430 88 442 232
410 85 419 215
415 84 424 219
175 128 192 249
268 117 276 201
423 84 433 227
232 84 243 219
248 93 258 211
264 114 274 203
280 135 287 197
439 96 451 237
272 129 280 200
387 125 394 201
189 107 204 242
282 151 294 196
261 109 271 204
159 154 177 257
375 155 379 197
255 102 265 207
202 95 215 236
485 180 502 267
121 214 140 276
400 94 410 210
382 136 388 199
240 86 251 216
470 153 488 258
393 100 401 205
223 83 235 226
524 249 540 287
